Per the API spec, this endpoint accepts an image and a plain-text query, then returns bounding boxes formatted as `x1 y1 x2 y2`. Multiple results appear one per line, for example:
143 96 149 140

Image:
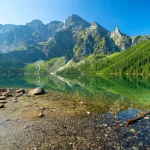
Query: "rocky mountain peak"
91 21 99 27
110 26 132 50
26 19 45 28
88 21 110 37
26 19 47 38
46 21 64 37
114 26 120 33
65 14 90 31
48 20 64 25
111 26 122 38
0 24 16 33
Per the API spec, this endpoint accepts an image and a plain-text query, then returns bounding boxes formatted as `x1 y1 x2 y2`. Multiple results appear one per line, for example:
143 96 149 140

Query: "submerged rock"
29 87 45 95
118 108 140 121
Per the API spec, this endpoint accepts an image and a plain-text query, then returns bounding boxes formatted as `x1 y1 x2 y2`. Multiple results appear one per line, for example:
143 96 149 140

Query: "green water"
0 74 150 113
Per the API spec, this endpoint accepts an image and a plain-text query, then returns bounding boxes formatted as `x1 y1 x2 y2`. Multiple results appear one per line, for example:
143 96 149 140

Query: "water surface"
0 74 150 113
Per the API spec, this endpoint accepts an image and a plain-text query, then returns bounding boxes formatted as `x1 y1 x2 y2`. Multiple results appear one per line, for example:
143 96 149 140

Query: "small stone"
130 129 136 134
13 98 18 103
80 101 83 104
39 113 44 117
119 124 123 127
0 104 4 108
144 116 149 120
39 107 45 110
87 111 91 115
23 125 30 129
138 142 143 146
32 148 37 150
133 146 138 150
102 124 108 128
108 127 111 130
16 93 23 97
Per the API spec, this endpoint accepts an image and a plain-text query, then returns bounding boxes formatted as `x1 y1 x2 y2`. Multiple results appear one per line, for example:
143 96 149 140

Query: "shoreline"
0 88 150 149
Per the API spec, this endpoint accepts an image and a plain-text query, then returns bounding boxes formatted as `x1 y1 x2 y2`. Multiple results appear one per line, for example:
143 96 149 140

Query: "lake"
0 74 150 114
1 74 150 149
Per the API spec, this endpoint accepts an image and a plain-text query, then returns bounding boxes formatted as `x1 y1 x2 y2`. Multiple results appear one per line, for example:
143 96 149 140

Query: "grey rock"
29 87 45 95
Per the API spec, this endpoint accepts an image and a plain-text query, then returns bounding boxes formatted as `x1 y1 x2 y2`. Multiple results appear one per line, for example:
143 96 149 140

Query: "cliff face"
110 27 132 50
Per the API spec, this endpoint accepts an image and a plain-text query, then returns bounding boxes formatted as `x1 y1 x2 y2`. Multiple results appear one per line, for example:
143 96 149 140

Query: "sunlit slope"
24 57 66 74
58 40 150 75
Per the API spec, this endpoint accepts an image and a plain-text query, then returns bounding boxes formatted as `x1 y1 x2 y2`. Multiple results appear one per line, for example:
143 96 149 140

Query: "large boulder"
29 87 45 95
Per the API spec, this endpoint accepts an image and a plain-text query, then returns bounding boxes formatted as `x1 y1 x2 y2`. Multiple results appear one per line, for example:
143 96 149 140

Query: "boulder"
29 87 45 95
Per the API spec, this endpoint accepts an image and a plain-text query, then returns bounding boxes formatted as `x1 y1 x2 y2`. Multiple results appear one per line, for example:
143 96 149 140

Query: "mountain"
72 21 119 61
110 27 132 50
0 24 16 33
57 40 150 75
46 21 64 37
26 19 47 39
0 25 43 53
0 14 149 63
64 14 90 31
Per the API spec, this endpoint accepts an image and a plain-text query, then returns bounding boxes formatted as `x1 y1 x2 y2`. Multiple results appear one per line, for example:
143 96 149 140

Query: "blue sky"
0 0 149 36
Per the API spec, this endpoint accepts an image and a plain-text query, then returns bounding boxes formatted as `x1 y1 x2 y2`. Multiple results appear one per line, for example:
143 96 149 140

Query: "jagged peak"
65 14 88 23
27 19 44 25
114 26 121 33
47 20 64 25
90 21 110 34
69 14 81 19
65 14 90 30
91 21 99 27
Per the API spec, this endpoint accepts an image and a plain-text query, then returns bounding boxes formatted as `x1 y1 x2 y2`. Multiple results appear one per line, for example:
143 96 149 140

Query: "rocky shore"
0 87 150 150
